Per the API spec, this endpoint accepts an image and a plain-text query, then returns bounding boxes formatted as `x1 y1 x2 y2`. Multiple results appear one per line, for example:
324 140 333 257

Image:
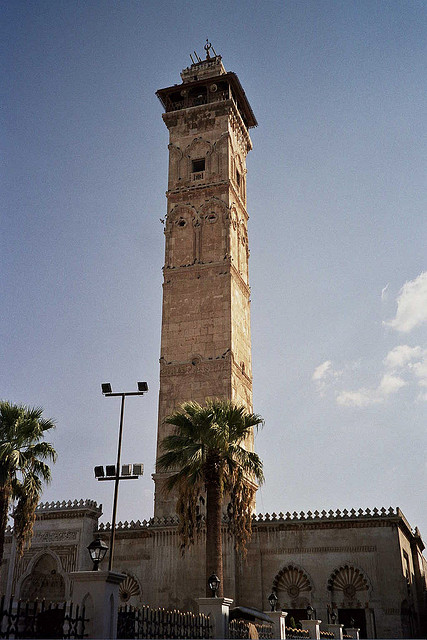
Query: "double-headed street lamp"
97 381 148 571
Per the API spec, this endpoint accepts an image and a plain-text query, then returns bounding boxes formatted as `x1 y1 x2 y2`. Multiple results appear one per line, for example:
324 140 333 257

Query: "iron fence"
229 619 273 639
118 604 211 639
0 596 86 639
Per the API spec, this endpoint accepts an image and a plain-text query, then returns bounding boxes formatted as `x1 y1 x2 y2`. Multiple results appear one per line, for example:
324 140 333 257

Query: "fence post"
327 624 344 639
265 610 287 638
70 570 125 639
344 627 359 640
197 597 233 639
300 618 322 640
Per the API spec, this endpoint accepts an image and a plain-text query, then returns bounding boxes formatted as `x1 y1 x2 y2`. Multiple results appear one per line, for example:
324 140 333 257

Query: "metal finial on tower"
204 39 212 59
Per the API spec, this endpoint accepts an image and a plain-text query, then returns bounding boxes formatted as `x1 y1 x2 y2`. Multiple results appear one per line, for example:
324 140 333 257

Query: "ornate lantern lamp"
268 592 278 612
87 536 108 571
208 574 220 597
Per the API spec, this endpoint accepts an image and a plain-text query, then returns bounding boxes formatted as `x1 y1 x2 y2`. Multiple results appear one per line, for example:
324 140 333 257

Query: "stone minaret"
154 46 257 518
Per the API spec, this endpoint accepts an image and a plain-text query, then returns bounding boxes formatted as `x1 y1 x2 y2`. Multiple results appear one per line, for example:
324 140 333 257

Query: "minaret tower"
154 43 257 518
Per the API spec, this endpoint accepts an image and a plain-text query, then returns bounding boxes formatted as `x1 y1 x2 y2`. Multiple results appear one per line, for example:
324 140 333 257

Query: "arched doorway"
20 553 65 602
328 565 370 638
272 565 313 628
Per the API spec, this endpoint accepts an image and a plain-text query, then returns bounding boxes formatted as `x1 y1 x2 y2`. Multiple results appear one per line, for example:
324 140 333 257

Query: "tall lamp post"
100 381 148 571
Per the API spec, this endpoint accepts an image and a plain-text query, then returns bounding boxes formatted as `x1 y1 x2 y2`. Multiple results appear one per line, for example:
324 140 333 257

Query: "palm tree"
157 398 264 597
0 402 57 570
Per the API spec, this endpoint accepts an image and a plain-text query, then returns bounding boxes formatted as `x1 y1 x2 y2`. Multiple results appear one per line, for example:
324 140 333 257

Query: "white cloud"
384 345 423 370
336 389 381 407
385 272 427 333
312 360 332 381
336 373 406 407
378 373 407 396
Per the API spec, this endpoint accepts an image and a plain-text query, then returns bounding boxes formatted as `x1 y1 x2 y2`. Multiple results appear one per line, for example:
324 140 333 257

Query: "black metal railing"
0 596 86 639
118 604 211 639
229 619 273 639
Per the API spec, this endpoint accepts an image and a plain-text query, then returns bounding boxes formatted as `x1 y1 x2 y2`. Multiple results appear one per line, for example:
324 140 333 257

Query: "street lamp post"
100 381 148 571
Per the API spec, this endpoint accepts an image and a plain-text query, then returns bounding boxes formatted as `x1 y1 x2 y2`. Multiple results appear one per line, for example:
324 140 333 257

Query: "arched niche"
118 573 142 608
185 138 212 180
328 564 371 606
199 198 228 264
272 564 313 611
165 205 197 267
19 551 67 602
168 143 183 186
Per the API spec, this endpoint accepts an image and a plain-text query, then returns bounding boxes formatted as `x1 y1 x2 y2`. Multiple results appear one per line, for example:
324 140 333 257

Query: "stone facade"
1 53 426 640
2 504 426 638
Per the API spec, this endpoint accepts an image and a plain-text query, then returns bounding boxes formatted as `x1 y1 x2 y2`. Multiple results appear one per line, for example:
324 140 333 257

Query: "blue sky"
2 1 426 537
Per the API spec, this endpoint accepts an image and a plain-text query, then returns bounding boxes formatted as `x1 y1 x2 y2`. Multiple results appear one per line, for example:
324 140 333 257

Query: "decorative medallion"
119 575 140 603
328 566 369 596
273 565 312 600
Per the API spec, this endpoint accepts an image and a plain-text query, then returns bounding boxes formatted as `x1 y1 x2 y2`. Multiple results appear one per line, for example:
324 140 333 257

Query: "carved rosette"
273 565 312 606
119 574 141 604
328 565 369 601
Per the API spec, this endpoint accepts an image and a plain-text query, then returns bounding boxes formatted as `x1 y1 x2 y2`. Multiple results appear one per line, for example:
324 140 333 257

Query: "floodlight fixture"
133 463 144 476
94 466 105 478
100 380 148 572
121 464 132 476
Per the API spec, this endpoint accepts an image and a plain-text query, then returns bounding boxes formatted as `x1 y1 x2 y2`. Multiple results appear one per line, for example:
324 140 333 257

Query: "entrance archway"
20 553 65 602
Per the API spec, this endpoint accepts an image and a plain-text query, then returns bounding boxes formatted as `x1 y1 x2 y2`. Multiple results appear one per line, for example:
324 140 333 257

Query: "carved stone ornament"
328 565 369 594
119 575 141 603
273 565 312 600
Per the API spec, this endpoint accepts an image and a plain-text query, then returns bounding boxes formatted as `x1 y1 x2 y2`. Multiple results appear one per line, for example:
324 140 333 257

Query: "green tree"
0 402 57 570
157 398 264 597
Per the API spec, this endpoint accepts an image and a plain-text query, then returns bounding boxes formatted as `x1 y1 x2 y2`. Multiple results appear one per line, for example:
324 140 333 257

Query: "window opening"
192 158 205 173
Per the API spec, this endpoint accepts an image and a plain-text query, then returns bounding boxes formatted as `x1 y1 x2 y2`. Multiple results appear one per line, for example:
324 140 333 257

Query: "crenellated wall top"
252 506 400 523
36 498 102 513
96 506 408 533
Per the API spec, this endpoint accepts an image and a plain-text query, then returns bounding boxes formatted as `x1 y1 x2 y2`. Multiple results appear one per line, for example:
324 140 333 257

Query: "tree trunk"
205 465 223 597
0 482 11 577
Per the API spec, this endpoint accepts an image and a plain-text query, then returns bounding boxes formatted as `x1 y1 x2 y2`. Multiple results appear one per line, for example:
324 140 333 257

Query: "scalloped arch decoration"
328 565 369 596
273 565 312 599
119 575 141 603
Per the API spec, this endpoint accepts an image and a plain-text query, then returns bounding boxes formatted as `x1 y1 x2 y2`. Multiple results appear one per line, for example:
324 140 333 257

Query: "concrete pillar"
327 623 344 639
300 619 322 640
265 611 287 638
70 570 125 639
344 628 360 640
197 597 233 639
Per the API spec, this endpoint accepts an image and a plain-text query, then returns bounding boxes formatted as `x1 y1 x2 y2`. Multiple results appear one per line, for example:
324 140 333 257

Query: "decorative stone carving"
328 566 370 597
119 574 141 603
273 565 312 601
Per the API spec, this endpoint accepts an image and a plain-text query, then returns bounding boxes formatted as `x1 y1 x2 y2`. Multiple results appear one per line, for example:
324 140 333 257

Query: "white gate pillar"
327 623 344 639
265 610 287 638
197 597 233 639
300 619 322 639
70 570 125 639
